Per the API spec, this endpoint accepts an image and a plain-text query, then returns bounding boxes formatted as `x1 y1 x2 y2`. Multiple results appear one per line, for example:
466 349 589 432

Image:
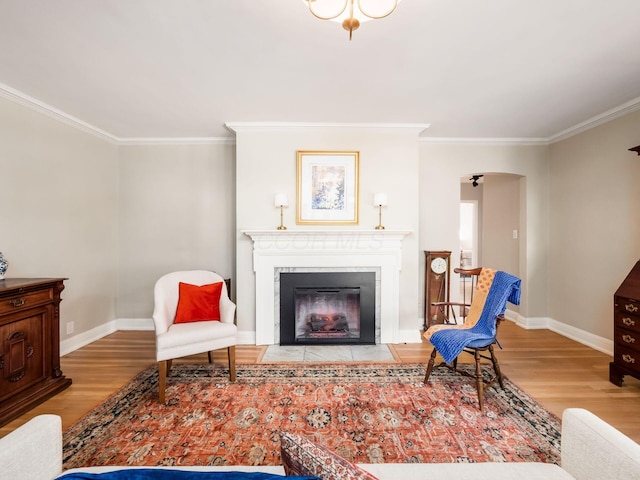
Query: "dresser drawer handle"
622 334 636 344
9 298 26 307
622 317 636 327
622 354 636 364
625 303 639 313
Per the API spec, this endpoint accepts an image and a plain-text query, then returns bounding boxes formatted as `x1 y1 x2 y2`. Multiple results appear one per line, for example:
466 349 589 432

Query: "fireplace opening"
280 272 375 345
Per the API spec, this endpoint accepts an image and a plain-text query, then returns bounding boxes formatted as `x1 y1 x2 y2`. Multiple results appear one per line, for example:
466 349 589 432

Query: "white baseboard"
61 315 613 356
547 318 613 356
397 328 423 344
238 330 257 345
116 317 155 330
511 313 550 329
503 313 613 356
60 321 118 356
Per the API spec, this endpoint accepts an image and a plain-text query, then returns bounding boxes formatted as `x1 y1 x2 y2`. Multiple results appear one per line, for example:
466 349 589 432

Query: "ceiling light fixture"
303 0 400 40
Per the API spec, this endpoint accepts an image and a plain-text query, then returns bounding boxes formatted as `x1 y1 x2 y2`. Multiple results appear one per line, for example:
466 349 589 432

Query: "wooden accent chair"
423 267 521 411
152 270 237 403
431 266 481 326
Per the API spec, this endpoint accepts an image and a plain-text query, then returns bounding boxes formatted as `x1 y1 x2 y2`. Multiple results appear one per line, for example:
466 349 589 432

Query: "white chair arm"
561 408 640 480
219 283 236 325
0 414 62 480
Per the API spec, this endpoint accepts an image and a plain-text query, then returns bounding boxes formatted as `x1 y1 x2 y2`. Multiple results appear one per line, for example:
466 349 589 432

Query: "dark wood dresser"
610 261 640 386
0 278 72 426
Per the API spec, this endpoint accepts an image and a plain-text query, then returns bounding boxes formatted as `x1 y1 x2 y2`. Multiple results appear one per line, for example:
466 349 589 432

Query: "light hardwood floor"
2 322 639 442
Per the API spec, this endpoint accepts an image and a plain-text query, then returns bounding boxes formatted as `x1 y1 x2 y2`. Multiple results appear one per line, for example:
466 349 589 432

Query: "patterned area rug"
63 363 561 469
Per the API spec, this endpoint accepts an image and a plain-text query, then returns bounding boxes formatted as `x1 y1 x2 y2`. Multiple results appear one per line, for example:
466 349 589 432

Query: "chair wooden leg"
158 360 168 403
208 351 214 364
474 349 484 411
489 344 504 388
228 346 236 382
424 348 438 383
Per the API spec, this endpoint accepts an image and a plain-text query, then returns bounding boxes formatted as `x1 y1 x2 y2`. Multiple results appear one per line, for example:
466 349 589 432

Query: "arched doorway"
459 173 523 302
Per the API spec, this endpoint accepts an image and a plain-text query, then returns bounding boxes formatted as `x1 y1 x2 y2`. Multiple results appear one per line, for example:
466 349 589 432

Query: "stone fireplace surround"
242 230 411 345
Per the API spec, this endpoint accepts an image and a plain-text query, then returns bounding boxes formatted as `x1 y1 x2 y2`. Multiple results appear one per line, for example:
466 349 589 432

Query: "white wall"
548 110 640 340
419 143 549 320
117 143 236 318
0 96 118 342
232 125 422 342
4 90 639 351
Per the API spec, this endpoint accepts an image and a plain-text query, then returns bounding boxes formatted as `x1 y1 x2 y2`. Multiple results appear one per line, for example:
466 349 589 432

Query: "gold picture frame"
296 150 360 225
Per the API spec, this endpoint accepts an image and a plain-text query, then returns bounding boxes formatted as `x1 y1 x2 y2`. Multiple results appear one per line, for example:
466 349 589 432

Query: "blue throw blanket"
430 270 521 364
59 470 319 480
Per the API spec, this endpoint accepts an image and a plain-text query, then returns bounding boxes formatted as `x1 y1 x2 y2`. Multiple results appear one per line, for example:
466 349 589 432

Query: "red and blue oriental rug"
62 363 561 469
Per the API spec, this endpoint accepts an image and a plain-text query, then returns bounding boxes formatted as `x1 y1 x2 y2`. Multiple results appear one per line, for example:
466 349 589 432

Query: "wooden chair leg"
489 344 504 388
208 351 214 364
158 360 168 403
228 346 236 382
424 348 438 383
474 349 484 411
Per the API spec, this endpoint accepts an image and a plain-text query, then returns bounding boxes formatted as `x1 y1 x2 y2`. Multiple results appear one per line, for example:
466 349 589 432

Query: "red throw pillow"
174 281 223 324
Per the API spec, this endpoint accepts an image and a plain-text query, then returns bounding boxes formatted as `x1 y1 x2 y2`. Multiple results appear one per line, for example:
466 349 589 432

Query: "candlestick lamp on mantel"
274 194 288 230
373 193 388 230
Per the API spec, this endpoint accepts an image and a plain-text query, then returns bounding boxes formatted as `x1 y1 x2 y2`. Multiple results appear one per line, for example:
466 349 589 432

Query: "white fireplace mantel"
242 229 411 345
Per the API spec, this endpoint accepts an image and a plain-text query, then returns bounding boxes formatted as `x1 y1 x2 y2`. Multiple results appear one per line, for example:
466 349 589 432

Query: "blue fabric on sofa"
59 470 320 480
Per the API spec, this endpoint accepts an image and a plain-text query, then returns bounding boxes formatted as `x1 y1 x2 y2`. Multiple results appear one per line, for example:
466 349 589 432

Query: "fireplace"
280 272 375 345
242 229 412 345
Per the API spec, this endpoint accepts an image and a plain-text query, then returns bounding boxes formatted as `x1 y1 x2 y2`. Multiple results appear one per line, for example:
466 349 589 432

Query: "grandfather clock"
424 251 451 329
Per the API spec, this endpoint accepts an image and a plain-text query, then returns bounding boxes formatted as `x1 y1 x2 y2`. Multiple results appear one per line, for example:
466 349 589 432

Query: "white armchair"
152 270 237 403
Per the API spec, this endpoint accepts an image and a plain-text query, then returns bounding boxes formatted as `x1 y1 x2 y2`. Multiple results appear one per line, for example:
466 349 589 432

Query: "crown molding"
0 82 119 144
225 122 430 135
3 81 639 147
547 95 640 143
118 137 235 146
421 95 640 146
419 137 549 146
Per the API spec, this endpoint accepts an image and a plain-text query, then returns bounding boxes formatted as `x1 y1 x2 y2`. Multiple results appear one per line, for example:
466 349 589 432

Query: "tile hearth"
261 344 395 363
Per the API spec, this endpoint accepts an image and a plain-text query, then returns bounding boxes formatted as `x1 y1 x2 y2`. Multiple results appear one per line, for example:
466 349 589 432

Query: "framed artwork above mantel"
296 150 359 225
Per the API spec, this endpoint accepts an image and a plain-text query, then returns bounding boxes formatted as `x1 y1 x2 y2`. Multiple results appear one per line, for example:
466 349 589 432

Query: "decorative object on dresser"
0 252 7 279
610 260 640 386
423 250 451 329
0 278 72 426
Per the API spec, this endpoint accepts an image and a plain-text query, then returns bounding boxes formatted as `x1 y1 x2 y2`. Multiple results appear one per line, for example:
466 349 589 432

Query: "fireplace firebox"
279 272 375 345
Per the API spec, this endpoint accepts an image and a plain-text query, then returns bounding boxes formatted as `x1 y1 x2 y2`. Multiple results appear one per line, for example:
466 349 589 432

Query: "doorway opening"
459 173 523 308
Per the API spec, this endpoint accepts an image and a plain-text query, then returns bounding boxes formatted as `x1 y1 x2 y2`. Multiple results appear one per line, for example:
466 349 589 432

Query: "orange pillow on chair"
174 281 223 324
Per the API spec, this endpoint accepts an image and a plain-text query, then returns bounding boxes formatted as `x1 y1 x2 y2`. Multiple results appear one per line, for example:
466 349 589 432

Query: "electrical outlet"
66 321 74 335
512 229 518 239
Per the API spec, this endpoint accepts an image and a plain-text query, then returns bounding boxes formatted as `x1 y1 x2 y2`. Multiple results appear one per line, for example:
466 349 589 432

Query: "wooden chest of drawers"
610 261 640 386
0 278 72 426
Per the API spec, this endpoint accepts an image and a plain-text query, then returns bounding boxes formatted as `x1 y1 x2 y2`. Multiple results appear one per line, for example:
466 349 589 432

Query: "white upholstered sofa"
2 409 639 480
